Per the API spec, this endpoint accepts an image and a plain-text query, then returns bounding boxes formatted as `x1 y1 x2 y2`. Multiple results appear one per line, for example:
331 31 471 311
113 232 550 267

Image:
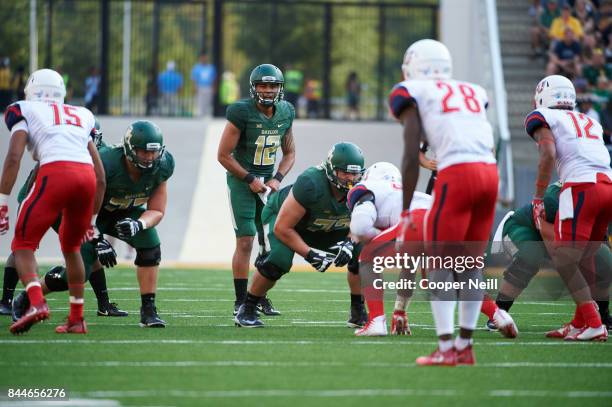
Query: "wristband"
243 173 255 184
0 193 8 206
138 219 148 230
273 172 284 182
91 214 98 224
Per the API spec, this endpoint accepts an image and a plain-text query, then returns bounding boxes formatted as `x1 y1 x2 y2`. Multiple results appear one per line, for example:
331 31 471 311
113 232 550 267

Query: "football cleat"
233 300 242 316
97 302 128 317
545 323 581 339
55 318 88 334
0 299 12 316
455 345 476 365
564 325 608 342
347 303 368 328
9 303 49 334
391 310 411 335
485 319 497 331
234 303 264 328
257 296 281 316
493 308 519 338
355 315 388 336
11 291 29 322
139 304 166 328
416 347 457 367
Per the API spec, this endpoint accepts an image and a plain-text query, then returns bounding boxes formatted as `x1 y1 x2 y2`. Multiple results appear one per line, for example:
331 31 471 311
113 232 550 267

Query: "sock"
2 266 19 303
495 292 514 312
25 281 45 307
454 336 473 351
578 302 602 329
459 300 483 331
69 296 84 324
245 292 262 309
141 293 156 308
438 339 453 352
596 300 609 319
366 299 384 319
571 305 585 328
480 295 498 320
394 295 411 312
431 300 456 337
88 269 109 308
350 294 363 307
233 278 248 304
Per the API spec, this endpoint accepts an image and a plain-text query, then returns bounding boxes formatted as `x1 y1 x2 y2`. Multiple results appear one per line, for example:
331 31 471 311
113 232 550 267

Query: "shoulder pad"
4 103 25 131
524 110 550 139
347 184 374 212
388 84 416 120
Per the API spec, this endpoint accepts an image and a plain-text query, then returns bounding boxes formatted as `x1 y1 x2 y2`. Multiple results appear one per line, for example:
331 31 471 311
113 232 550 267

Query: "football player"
347 162 432 336
0 69 106 334
218 64 296 317
234 142 366 328
392 40 499 365
0 119 127 319
483 182 612 333
525 75 611 341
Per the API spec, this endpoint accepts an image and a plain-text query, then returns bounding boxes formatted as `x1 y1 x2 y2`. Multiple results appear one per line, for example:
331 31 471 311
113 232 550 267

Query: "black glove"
330 239 354 267
115 218 145 239
95 237 117 268
305 248 336 272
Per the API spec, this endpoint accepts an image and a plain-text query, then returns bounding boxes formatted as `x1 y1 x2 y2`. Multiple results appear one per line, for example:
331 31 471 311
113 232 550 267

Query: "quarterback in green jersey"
218 64 296 316
484 182 612 331
235 142 366 328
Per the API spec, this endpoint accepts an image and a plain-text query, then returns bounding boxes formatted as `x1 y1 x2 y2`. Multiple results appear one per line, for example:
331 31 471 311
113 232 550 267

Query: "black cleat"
486 319 498 331
234 303 264 328
98 302 129 317
257 296 281 316
12 291 29 322
140 304 166 328
347 304 368 328
233 300 242 316
0 299 12 316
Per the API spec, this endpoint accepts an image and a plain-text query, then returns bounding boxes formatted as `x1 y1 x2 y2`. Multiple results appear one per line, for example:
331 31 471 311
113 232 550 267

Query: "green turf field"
0 267 610 407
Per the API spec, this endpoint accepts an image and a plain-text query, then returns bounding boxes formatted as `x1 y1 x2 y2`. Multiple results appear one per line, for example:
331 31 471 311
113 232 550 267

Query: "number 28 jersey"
4 100 95 166
525 108 612 184
389 79 496 171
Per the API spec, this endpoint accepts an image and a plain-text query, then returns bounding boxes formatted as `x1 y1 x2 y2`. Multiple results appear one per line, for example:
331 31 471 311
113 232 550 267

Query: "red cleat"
55 319 88 334
416 347 456 366
456 345 476 365
391 310 411 336
564 325 608 342
9 303 50 335
545 323 581 339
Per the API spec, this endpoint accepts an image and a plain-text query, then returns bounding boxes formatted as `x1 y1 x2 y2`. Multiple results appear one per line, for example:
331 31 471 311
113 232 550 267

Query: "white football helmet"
24 69 66 103
401 39 452 81
363 162 401 183
533 75 575 110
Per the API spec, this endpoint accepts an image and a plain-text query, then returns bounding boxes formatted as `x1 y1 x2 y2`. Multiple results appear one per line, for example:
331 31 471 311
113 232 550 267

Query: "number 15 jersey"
389 79 496 171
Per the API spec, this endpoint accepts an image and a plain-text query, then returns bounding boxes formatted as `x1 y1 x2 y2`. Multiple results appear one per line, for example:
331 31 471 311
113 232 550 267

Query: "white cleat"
355 315 388 336
493 308 518 338
545 323 581 339
565 325 608 342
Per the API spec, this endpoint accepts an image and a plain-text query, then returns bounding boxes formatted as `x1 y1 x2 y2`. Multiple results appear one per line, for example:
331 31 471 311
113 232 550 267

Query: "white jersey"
389 79 496 171
525 108 612 184
5 101 95 166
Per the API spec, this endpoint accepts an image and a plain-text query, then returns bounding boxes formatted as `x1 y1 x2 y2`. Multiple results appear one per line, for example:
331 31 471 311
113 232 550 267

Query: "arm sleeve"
226 102 247 132
292 174 319 208
350 201 380 242
524 110 550 139
388 84 416 120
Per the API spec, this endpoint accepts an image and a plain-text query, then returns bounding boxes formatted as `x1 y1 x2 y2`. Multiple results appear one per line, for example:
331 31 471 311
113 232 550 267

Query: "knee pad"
135 245 161 267
503 256 539 290
347 256 359 275
257 261 286 281
44 266 69 292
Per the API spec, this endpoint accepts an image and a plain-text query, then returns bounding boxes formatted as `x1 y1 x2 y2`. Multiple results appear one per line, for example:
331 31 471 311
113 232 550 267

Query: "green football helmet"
91 117 103 148
123 120 165 171
249 64 284 106
323 142 365 191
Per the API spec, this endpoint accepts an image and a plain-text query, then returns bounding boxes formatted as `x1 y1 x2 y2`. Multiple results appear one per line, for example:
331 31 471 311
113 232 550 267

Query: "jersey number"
106 197 149 211
566 112 598 140
312 218 350 232
253 135 281 166
437 82 481 114
51 104 82 127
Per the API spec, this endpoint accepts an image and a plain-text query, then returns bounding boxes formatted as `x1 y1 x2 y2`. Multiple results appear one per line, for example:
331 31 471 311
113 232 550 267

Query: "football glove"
532 197 545 230
95 237 117 268
115 218 145 239
330 239 354 267
305 248 336 273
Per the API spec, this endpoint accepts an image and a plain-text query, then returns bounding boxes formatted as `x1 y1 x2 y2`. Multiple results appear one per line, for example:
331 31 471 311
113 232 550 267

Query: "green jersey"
99 145 174 212
226 98 295 177
269 166 350 234
508 182 562 230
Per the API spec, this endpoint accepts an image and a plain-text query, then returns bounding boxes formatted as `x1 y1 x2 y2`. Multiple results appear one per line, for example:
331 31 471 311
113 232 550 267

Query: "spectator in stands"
158 60 183 116
0 57 12 111
531 0 560 56
605 32 612 64
593 76 611 111
547 27 582 77
600 97 612 144
284 64 304 117
191 51 216 118
577 94 600 122
145 68 159 116
549 3 584 42
574 0 597 34
345 71 361 120
304 78 321 119
219 70 239 113
11 64 26 102
582 49 612 86
84 66 100 113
